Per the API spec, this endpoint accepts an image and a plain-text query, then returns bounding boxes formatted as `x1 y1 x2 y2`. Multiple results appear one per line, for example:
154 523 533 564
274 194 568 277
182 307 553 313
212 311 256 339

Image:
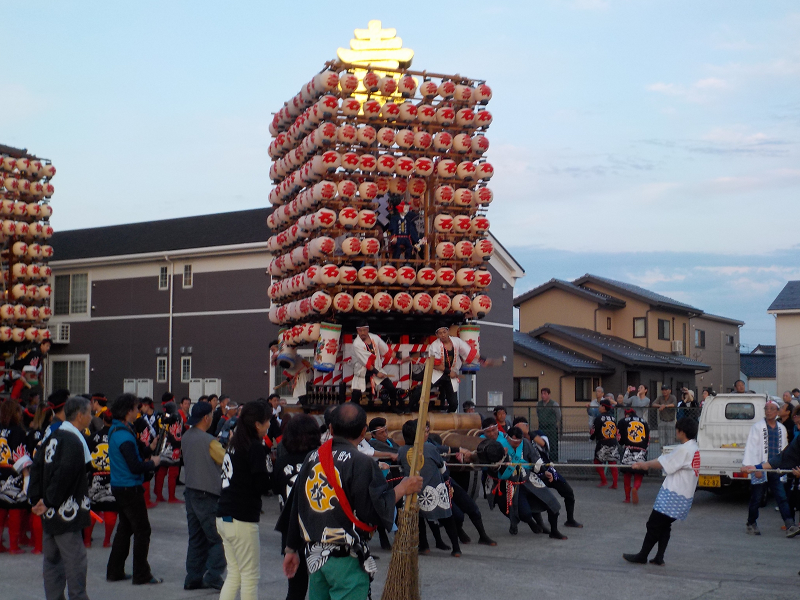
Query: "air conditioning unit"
671 340 683 354
50 323 71 344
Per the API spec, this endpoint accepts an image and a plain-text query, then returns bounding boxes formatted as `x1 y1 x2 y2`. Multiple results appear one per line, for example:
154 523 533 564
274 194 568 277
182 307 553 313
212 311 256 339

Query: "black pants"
418 514 460 554
450 479 480 524
546 476 576 522
638 509 675 560
410 376 457 412
351 375 400 410
107 486 153 584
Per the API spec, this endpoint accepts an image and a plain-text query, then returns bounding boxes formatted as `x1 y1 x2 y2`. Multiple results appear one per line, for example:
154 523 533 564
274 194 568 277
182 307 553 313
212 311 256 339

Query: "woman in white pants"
216 402 272 600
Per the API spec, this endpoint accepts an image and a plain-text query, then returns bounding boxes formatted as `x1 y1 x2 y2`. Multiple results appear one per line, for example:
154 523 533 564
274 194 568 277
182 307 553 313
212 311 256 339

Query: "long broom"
381 356 435 600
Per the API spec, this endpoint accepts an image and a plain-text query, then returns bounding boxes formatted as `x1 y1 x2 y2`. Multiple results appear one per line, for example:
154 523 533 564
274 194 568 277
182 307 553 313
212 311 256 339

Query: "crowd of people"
2 377 800 599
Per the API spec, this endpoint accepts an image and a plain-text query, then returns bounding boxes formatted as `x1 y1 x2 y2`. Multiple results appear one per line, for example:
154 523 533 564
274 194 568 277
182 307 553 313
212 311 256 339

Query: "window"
725 403 755 420
53 273 89 316
156 357 168 383
695 329 705 348
575 377 601 402
183 264 193 288
606 317 612 331
181 357 192 382
159 266 169 290
633 317 646 338
50 357 88 395
725 334 735 345
513 377 538 402
657 319 671 341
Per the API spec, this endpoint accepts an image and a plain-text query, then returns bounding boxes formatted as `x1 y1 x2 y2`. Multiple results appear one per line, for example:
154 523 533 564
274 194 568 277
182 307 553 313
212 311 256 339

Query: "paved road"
4 480 799 599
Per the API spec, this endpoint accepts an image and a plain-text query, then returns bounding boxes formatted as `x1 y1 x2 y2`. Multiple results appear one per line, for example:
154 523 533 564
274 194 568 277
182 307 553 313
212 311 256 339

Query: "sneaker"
746 523 761 535
649 557 665 566
786 524 800 538
623 553 647 564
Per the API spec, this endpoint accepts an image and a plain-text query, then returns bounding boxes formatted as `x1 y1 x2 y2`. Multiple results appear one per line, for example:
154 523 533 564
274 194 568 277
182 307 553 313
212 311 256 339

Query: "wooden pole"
407 356 434 489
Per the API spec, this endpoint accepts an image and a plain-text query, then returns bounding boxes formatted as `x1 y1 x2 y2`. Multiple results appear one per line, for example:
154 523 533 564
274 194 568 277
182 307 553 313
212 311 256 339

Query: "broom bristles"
380 503 420 600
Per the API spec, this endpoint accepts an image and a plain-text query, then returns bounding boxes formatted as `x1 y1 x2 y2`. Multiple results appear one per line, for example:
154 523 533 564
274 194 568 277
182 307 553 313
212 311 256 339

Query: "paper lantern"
393 292 413 313
361 237 380 255
13 241 28 256
14 304 28 320
434 214 454 233
432 293 452 314
433 131 453 151
473 187 493 206
39 286 52 300
381 102 400 120
338 206 359 228
377 127 396 147
333 292 354 313
456 108 476 127
475 110 493 128
453 214 472 233
436 241 455 259
436 267 456 286
434 185 454 205
456 268 475 287
377 265 398 284
337 179 358 199
363 71 380 92
0 327 11 342
358 209 377 229
317 95 339 118
453 133 472 153
14 222 28 237
416 267 437 286
1 157 16 171
455 240 474 260
36 328 51 341
11 283 27 299
12 263 27 279
315 70 339 93
438 80 456 98
0 304 14 320
411 293 432 313
397 266 417 287
373 292 393 312
29 182 44 198
313 180 337 201
472 135 490 155
397 103 417 122
358 181 378 200
475 238 494 260
40 265 52 278
395 129 415 149
338 265 358 284
395 156 415 177
457 161 476 181
408 178 426 197
317 122 338 145
475 269 492 288
12 201 26 216
399 75 417 97
436 106 456 126
337 124 357 144
454 85 473 103
476 162 494 180
358 266 379 285
316 208 337 228
454 188 473 207
363 100 382 119
319 264 340 285
351 292 372 313
379 76 397 95
26 306 40 321
413 131 432 150
471 294 492 318
417 104 436 124
414 157 434 177
11 328 25 343
42 183 54 198
341 97 361 116
3 177 18 192
0 200 13 215
388 177 407 195
471 216 490 234
341 152 360 171
341 237 362 255
377 154 396 174
475 83 492 103
358 154 377 173
306 265 322 284
357 125 377 145
420 80 438 98
436 159 457 179
339 72 359 95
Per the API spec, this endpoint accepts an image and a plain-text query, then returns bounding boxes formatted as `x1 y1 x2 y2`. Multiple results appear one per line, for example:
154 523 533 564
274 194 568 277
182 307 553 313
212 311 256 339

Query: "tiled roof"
573 274 702 314
695 312 745 326
514 278 626 308
530 324 711 371
751 344 776 355
740 354 776 379
513 331 614 373
50 208 273 261
768 281 800 311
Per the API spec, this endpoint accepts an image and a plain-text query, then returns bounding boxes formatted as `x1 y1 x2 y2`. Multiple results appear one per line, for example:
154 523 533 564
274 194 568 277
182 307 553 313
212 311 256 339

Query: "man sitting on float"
350 322 403 413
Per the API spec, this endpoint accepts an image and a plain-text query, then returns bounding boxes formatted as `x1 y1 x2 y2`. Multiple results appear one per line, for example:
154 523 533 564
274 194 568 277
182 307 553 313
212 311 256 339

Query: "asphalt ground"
3 479 799 600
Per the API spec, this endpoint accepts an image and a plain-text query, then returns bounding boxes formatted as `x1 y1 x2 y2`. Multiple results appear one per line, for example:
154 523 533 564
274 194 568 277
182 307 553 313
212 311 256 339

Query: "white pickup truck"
665 393 778 490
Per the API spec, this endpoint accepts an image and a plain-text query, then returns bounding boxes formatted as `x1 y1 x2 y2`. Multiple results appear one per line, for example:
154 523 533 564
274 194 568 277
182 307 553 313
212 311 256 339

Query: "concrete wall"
740 376 777 396
690 316 741 393
776 313 800 394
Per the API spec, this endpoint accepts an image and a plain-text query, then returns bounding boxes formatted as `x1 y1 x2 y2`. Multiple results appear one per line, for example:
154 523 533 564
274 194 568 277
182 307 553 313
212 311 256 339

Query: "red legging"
624 472 644 497
153 465 181 501
83 511 118 547
594 460 618 487
0 508 25 553
31 513 43 554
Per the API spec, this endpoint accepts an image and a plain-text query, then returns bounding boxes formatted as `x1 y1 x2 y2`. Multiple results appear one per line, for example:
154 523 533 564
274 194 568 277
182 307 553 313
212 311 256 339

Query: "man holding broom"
282 403 422 600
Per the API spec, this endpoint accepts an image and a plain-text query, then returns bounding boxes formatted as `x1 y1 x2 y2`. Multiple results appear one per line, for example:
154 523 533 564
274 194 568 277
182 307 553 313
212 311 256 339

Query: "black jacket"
28 428 91 535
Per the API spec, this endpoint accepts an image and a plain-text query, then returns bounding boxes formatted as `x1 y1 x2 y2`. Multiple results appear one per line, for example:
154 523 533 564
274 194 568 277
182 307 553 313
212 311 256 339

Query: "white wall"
776 314 800 394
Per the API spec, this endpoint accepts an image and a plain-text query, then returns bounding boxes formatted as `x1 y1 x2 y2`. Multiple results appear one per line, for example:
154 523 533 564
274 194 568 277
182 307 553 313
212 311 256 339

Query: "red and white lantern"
377 265 397 285
357 266 379 285
393 292 413 313
432 293 452 314
412 293 433 313
341 237 362 255
397 266 417 287
436 241 455 259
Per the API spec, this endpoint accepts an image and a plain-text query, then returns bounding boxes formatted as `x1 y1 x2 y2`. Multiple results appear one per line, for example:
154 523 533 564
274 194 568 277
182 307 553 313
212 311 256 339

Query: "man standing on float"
350 323 401 412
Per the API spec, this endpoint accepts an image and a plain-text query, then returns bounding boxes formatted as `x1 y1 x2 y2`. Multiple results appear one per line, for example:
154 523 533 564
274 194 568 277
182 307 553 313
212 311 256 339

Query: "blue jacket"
108 419 146 488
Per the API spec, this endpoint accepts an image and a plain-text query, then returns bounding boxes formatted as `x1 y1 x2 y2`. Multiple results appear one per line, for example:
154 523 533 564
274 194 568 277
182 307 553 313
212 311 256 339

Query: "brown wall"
518 290 597 333
690 317 741 393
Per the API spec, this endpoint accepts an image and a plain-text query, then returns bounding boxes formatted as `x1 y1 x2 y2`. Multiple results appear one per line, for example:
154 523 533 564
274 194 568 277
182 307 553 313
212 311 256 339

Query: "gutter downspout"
165 256 174 392
645 309 651 349
593 307 600 332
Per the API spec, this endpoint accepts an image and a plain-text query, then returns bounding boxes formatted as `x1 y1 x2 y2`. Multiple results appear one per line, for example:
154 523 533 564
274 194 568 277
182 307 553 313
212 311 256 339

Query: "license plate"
698 475 720 488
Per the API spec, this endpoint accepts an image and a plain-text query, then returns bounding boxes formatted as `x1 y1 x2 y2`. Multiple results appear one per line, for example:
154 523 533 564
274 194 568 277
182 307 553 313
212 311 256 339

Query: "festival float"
0 144 55 351
267 22 495 413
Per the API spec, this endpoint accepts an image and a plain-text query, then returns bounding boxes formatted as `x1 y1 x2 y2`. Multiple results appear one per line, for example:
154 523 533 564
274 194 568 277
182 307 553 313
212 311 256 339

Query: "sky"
3 1 798 349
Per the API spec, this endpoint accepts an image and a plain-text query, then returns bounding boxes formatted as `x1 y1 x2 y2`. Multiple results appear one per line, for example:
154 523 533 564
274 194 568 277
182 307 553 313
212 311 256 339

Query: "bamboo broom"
381 356 435 600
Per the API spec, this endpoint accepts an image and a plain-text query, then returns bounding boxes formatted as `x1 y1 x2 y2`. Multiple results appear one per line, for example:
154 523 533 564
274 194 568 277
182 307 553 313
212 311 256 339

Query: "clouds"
647 78 730 103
